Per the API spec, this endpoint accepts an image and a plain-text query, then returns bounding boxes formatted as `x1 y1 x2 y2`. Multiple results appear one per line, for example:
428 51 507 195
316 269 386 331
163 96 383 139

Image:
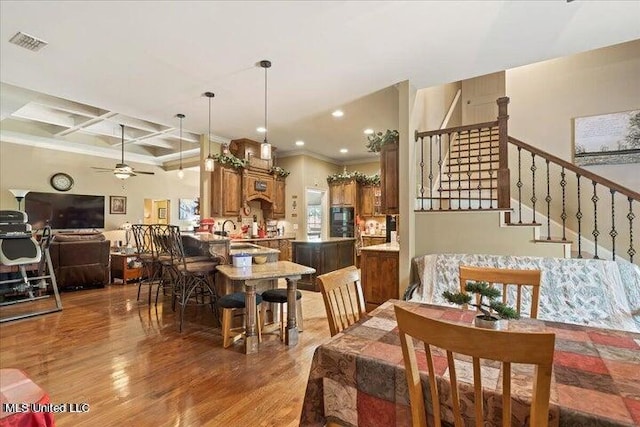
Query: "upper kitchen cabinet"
330 180 357 208
263 176 286 219
380 142 399 215
229 138 275 171
211 165 242 217
358 184 382 217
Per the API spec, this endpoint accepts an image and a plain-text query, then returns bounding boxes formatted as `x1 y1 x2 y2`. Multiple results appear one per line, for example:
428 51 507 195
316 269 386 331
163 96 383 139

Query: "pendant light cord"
264 64 268 144
176 113 184 169
120 124 125 163
208 95 212 156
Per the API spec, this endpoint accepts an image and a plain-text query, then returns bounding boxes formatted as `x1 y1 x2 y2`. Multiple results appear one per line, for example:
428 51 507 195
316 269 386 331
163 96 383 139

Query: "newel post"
497 97 510 210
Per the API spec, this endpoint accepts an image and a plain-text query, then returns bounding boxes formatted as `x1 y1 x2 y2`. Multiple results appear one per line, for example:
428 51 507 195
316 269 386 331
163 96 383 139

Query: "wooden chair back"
318 266 366 336
394 304 555 427
459 265 542 318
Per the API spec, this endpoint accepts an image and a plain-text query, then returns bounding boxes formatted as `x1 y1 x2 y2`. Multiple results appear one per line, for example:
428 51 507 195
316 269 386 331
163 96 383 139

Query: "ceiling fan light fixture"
259 60 272 161
204 92 215 172
177 113 185 179
115 171 131 180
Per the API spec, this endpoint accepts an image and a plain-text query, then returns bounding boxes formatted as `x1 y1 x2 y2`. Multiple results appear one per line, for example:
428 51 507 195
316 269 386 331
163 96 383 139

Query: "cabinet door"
278 239 291 261
359 185 374 217
342 181 357 207
211 166 241 217
273 179 286 218
336 240 355 268
361 250 399 311
381 143 399 215
330 183 343 206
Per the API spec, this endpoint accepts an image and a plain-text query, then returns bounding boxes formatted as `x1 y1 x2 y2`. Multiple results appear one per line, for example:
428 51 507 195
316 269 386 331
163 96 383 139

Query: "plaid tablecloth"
300 300 640 426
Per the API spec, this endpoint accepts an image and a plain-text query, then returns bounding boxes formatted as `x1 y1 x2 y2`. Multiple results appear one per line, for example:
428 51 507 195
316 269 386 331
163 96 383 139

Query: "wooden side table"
110 252 143 284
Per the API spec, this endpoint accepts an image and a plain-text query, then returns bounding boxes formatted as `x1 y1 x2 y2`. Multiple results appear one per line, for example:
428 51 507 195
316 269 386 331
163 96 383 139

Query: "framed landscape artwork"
179 198 198 220
574 109 640 166
110 196 126 214
158 207 167 220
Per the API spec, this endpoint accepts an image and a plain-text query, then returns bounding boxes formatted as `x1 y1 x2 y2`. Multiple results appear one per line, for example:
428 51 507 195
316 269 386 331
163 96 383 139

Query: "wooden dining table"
300 299 640 426
216 261 315 354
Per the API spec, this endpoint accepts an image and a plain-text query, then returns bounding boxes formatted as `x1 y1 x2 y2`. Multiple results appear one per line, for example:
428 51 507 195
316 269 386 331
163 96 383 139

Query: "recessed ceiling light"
332 110 344 118
256 127 267 133
340 148 348 153
364 129 374 135
295 140 305 146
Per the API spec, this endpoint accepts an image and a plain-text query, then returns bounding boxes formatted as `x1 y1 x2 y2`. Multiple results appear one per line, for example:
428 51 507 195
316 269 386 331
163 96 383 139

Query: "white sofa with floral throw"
409 253 640 332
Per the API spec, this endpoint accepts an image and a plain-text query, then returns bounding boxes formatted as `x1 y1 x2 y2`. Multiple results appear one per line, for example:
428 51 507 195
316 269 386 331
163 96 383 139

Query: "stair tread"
533 237 573 244
415 207 512 212
505 222 542 227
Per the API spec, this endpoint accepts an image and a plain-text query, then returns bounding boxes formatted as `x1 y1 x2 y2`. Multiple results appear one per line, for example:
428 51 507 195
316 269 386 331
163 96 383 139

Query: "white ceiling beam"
56 111 119 136
12 104 77 128
32 96 104 118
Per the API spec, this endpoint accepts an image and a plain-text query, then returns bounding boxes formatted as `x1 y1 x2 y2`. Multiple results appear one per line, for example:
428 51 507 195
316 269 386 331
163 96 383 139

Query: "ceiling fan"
92 124 155 179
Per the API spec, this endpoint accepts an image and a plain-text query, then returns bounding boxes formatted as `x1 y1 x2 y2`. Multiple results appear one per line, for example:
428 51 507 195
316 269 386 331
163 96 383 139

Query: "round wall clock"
50 172 74 192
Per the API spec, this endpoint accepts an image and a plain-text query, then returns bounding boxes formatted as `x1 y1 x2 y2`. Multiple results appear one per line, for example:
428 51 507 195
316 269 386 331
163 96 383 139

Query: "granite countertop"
290 237 356 243
360 242 400 252
217 260 315 281
183 233 229 243
229 242 280 256
234 235 296 242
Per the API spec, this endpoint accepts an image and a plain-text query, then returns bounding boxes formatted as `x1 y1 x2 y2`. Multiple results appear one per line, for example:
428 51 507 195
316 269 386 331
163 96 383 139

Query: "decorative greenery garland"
213 153 247 169
365 129 399 153
326 171 380 186
270 166 291 178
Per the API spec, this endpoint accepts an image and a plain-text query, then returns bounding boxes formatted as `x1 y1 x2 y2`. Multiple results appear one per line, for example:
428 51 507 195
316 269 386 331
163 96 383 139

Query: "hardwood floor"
0 282 333 426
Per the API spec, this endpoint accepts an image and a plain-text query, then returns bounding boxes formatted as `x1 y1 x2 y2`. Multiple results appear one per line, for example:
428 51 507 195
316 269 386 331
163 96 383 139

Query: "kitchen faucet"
222 220 236 236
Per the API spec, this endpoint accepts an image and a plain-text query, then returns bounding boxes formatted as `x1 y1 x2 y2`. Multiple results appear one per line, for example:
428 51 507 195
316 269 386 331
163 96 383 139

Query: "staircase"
415 97 639 265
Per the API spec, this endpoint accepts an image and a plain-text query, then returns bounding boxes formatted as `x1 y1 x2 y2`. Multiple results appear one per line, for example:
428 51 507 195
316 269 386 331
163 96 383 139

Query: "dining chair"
317 266 366 337
394 304 555 427
459 265 542 319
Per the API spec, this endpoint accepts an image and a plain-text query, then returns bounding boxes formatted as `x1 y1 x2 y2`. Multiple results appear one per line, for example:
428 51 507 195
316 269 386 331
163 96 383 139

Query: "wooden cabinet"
330 180 357 207
358 185 382 217
380 143 399 215
229 138 274 171
360 248 399 311
110 253 143 284
243 169 274 204
278 238 291 261
265 177 286 219
291 239 355 291
211 165 242 217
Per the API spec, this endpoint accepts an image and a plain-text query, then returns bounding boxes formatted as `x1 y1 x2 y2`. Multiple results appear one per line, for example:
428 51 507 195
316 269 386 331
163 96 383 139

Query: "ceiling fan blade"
91 166 114 171
134 170 155 175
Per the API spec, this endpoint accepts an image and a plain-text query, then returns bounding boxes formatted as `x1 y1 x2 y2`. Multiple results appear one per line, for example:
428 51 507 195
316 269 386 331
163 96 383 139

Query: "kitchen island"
290 237 356 291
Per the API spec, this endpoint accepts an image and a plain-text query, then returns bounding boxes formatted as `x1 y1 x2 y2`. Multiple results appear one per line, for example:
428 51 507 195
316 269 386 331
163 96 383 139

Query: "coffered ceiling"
1 1 639 166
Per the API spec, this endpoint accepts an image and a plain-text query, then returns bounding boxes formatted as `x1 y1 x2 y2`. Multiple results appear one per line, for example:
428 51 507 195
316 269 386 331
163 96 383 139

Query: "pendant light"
259 60 272 160
204 92 215 172
177 113 185 179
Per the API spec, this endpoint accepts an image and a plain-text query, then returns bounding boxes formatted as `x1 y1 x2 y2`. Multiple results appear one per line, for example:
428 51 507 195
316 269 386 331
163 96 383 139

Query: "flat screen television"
25 192 105 230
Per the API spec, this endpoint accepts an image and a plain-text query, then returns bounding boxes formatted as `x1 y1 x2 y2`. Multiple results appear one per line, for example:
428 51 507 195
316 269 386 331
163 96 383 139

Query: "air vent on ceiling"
9 31 48 52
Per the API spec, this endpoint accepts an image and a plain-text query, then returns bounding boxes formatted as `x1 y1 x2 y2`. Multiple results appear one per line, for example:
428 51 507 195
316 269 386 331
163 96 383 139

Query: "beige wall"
0 142 199 231
507 39 640 192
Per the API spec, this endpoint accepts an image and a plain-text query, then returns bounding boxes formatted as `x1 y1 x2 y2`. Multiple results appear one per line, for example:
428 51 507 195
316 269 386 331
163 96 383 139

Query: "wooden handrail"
415 120 498 140
509 136 640 201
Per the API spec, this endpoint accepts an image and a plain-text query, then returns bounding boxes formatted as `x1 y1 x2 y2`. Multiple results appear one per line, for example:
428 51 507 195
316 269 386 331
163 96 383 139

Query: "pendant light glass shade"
204 92 215 172
259 60 272 160
177 113 185 180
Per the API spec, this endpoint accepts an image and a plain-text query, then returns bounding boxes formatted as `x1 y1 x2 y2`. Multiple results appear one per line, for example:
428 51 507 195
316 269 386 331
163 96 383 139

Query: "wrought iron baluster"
560 167 567 241
609 189 617 260
530 153 537 223
545 159 551 240
592 181 599 259
488 126 494 208
438 135 443 210
428 136 433 210
628 198 635 263
447 132 453 210
517 147 522 223
576 174 582 258
476 129 483 209
420 136 425 211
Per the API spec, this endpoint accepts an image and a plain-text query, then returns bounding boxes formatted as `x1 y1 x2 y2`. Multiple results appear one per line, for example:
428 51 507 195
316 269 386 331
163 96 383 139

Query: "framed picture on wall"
574 109 640 166
110 196 127 214
158 207 167 219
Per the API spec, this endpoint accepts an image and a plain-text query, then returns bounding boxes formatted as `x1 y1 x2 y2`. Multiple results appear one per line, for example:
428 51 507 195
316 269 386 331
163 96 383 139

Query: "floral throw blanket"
410 253 640 332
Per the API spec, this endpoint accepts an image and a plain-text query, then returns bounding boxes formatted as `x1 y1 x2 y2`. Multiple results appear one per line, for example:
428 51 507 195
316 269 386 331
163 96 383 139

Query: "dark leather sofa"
49 233 110 290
